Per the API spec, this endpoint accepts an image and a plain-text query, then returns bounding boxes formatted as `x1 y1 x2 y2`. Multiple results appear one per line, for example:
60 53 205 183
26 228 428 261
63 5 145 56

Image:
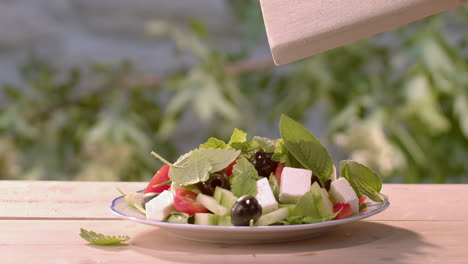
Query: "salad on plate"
121 114 387 227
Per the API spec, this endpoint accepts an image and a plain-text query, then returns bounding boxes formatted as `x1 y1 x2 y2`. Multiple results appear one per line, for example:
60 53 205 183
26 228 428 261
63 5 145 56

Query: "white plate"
110 194 389 244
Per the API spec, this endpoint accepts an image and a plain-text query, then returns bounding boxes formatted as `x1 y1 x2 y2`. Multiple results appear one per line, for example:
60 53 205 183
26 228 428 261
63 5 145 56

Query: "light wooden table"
1 181 467 263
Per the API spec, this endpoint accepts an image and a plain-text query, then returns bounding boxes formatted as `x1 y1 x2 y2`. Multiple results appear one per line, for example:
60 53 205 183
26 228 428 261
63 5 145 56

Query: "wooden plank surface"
2 181 468 221
2 181 468 263
1 219 467 264
260 0 465 65
0 181 145 219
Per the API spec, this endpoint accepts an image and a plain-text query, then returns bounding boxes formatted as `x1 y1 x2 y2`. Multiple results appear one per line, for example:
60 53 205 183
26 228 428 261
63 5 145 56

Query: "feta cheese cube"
279 167 312 203
255 178 278 214
145 190 174 221
329 178 359 214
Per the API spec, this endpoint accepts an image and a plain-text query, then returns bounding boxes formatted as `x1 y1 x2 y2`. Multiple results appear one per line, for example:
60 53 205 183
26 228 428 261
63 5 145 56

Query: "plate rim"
109 193 390 232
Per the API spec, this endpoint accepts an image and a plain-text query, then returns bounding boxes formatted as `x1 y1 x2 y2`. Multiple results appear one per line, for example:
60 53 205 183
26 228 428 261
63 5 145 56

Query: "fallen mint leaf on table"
80 228 130 245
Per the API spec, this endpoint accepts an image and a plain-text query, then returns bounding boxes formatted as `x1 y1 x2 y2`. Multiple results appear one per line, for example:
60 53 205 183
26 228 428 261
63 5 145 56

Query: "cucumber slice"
166 213 190 224
279 204 296 215
255 207 289 226
217 215 233 226
220 192 238 212
213 187 238 214
213 186 227 202
194 213 218 225
196 193 228 216
311 182 334 218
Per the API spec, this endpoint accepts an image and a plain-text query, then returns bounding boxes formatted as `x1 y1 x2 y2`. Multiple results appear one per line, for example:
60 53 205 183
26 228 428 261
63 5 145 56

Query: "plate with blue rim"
110 192 390 244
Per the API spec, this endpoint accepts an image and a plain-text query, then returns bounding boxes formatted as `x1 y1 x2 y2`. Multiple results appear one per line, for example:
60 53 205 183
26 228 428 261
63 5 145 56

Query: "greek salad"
121 114 386 226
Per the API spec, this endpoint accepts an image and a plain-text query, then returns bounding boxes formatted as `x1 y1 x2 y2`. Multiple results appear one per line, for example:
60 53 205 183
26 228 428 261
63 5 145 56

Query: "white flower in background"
334 119 406 176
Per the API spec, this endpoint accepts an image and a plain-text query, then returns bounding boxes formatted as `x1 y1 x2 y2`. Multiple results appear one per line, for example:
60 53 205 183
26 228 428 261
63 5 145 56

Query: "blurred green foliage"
1 2 467 183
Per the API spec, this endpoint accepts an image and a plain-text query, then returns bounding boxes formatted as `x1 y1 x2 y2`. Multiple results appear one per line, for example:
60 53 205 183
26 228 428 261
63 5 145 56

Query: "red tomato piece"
359 196 368 212
274 163 285 184
173 189 208 215
225 157 240 176
333 203 353 220
144 165 171 194
359 195 367 205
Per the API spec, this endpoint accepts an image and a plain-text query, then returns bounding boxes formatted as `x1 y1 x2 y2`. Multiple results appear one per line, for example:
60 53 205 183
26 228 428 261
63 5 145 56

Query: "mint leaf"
198 148 241 172
294 191 319 218
253 136 276 153
271 139 302 167
268 173 279 200
230 157 258 197
228 128 247 145
170 148 240 185
271 139 288 163
170 150 212 184
80 229 130 245
279 213 338 225
230 140 260 157
280 114 333 186
340 160 383 202
302 212 338 223
200 137 227 149
284 216 303 225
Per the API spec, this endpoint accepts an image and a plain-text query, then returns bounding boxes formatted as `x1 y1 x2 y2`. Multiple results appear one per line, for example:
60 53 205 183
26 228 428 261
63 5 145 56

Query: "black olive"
197 171 230 196
251 150 278 177
231 195 262 226
141 192 159 209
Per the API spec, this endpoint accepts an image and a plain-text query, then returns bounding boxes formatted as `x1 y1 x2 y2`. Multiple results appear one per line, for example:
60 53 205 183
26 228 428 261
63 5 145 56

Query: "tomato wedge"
359 195 368 212
333 203 353 220
225 157 240 176
144 165 171 194
173 189 208 215
359 195 367 205
274 163 285 184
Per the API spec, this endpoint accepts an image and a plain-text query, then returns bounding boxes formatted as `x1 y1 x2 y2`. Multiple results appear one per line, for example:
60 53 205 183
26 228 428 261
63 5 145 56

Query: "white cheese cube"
279 167 312 203
255 178 278 214
145 190 174 221
329 178 359 214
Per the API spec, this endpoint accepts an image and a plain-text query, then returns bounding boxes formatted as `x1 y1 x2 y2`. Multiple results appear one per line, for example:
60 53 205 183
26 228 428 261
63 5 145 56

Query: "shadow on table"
130 222 436 264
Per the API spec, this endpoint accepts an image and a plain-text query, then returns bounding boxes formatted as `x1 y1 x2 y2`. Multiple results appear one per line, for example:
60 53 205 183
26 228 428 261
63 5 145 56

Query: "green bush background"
1 2 467 183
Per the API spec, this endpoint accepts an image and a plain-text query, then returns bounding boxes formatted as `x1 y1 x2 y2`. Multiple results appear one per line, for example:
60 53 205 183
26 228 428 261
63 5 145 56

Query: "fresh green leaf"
230 157 258 197
253 136 276 153
80 228 130 245
301 212 338 223
359 203 367 211
169 148 240 185
277 212 338 225
340 160 383 202
280 114 333 186
271 139 288 163
170 151 212 184
293 191 319 217
197 148 241 172
228 128 248 145
268 173 279 200
271 139 302 167
200 137 227 149
230 140 260 157
284 216 303 225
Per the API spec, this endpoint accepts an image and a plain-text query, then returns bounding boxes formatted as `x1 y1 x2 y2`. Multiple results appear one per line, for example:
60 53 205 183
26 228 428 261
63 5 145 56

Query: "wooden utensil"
259 0 466 65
